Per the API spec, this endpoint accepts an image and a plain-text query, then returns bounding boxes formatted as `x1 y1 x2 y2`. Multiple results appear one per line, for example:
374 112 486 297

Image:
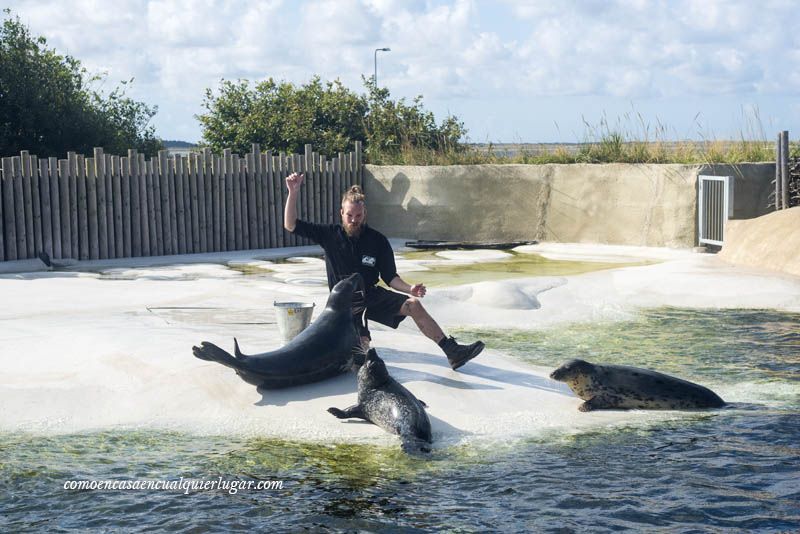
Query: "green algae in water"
227 250 646 284
396 250 647 287
454 307 800 386
226 264 275 276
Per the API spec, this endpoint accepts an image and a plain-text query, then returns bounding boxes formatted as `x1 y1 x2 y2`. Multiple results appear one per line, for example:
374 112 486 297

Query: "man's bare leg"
400 297 484 370
400 298 445 343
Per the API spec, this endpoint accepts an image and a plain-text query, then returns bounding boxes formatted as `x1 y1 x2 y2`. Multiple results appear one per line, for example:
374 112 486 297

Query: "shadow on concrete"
378 347 568 395
255 372 358 407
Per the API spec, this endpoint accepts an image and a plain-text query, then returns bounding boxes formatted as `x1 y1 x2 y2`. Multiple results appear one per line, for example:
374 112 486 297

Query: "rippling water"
3 308 799 531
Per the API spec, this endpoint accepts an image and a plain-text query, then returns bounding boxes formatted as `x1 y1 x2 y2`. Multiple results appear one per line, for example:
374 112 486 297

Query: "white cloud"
3 0 799 142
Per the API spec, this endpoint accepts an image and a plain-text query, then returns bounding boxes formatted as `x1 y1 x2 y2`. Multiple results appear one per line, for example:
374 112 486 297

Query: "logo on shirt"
361 255 376 267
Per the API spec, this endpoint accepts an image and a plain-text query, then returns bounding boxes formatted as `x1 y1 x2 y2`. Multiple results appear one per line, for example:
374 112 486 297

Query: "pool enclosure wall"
364 163 774 248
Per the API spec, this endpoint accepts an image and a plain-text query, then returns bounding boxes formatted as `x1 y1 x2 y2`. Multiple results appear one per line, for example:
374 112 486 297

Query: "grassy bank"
367 138 799 166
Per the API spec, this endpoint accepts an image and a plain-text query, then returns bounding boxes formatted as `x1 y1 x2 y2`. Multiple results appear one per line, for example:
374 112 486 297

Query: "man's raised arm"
283 172 304 232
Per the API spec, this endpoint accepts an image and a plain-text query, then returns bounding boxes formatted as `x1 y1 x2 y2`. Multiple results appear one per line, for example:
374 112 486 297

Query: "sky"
5 0 799 144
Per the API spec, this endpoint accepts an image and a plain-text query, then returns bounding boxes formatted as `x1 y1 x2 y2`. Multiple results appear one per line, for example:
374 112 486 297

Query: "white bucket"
274 301 315 345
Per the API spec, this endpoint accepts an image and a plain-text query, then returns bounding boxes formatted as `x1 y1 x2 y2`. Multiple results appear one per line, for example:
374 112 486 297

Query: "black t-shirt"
291 219 398 291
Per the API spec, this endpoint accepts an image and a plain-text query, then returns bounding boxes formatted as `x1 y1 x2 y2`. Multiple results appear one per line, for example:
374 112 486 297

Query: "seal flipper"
233 338 247 359
401 437 432 455
327 405 366 420
193 342 238 367
579 395 616 412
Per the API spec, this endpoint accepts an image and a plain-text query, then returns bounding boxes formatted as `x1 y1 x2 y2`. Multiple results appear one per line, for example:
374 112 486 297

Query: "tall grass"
366 108 790 165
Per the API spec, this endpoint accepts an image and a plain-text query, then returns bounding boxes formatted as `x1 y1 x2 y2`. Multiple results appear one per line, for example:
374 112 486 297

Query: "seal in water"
192 273 362 389
328 348 432 453
549 358 725 411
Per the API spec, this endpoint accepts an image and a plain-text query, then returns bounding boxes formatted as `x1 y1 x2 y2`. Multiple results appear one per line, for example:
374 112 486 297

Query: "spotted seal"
192 273 362 389
550 359 725 411
328 348 432 453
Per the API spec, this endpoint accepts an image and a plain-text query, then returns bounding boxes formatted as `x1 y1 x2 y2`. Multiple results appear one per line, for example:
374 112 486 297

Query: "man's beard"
344 222 364 237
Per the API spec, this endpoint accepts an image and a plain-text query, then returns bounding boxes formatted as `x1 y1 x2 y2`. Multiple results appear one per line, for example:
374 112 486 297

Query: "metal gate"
698 175 734 246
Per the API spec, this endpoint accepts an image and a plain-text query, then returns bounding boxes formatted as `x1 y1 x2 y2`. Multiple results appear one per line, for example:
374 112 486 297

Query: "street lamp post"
374 47 390 87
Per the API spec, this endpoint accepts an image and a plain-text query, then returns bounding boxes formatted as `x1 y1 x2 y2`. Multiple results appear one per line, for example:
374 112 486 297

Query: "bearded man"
283 172 484 370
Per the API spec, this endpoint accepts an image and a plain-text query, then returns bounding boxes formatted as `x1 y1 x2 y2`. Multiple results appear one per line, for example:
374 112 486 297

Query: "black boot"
439 336 485 370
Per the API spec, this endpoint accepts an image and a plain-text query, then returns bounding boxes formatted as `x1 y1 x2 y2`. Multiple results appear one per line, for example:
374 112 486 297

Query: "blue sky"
6 0 799 144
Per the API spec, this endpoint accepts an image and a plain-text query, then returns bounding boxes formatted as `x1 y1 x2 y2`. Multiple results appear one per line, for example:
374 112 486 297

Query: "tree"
198 77 367 157
198 75 467 161
362 79 466 160
0 10 162 157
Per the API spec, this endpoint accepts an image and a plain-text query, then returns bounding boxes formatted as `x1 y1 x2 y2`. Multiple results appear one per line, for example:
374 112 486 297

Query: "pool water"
3 308 798 531
396 250 644 287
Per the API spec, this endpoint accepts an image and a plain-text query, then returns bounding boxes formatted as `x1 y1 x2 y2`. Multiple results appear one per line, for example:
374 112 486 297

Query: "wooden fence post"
193 153 207 253
138 153 151 256
19 152 34 258
188 154 200 253
268 152 278 248
66 152 79 258
38 157 53 258
1 158 16 260
93 148 108 259
213 151 222 251
251 144 264 249
223 148 233 250
86 156 99 260
202 148 213 251
182 154 192 253
246 150 259 248
28 154 44 256
105 154 117 258
48 158 61 259
128 149 141 257
109 156 121 258
145 158 158 255
174 154 186 254
76 154 89 259
156 150 169 255
355 140 362 187
13 156 28 258
304 144 315 228
58 158 71 258
153 152 165 256
226 154 244 250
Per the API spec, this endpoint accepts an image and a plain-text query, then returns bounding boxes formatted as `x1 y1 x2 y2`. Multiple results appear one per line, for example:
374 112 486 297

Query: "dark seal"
550 358 725 411
328 348 432 453
192 273 362 389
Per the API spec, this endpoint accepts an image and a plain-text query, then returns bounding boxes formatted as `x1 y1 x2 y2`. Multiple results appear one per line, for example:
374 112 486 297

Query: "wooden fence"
0 142 362 262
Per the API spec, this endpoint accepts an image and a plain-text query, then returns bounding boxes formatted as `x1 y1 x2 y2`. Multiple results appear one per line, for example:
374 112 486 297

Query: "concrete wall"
364 163 774 248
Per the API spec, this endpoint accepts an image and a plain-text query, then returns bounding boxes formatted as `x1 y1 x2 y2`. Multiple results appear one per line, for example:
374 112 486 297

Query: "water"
398 250 643 287
3 308 799 531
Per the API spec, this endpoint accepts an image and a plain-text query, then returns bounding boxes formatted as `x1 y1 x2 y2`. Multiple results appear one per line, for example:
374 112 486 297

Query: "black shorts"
353 286 409 340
